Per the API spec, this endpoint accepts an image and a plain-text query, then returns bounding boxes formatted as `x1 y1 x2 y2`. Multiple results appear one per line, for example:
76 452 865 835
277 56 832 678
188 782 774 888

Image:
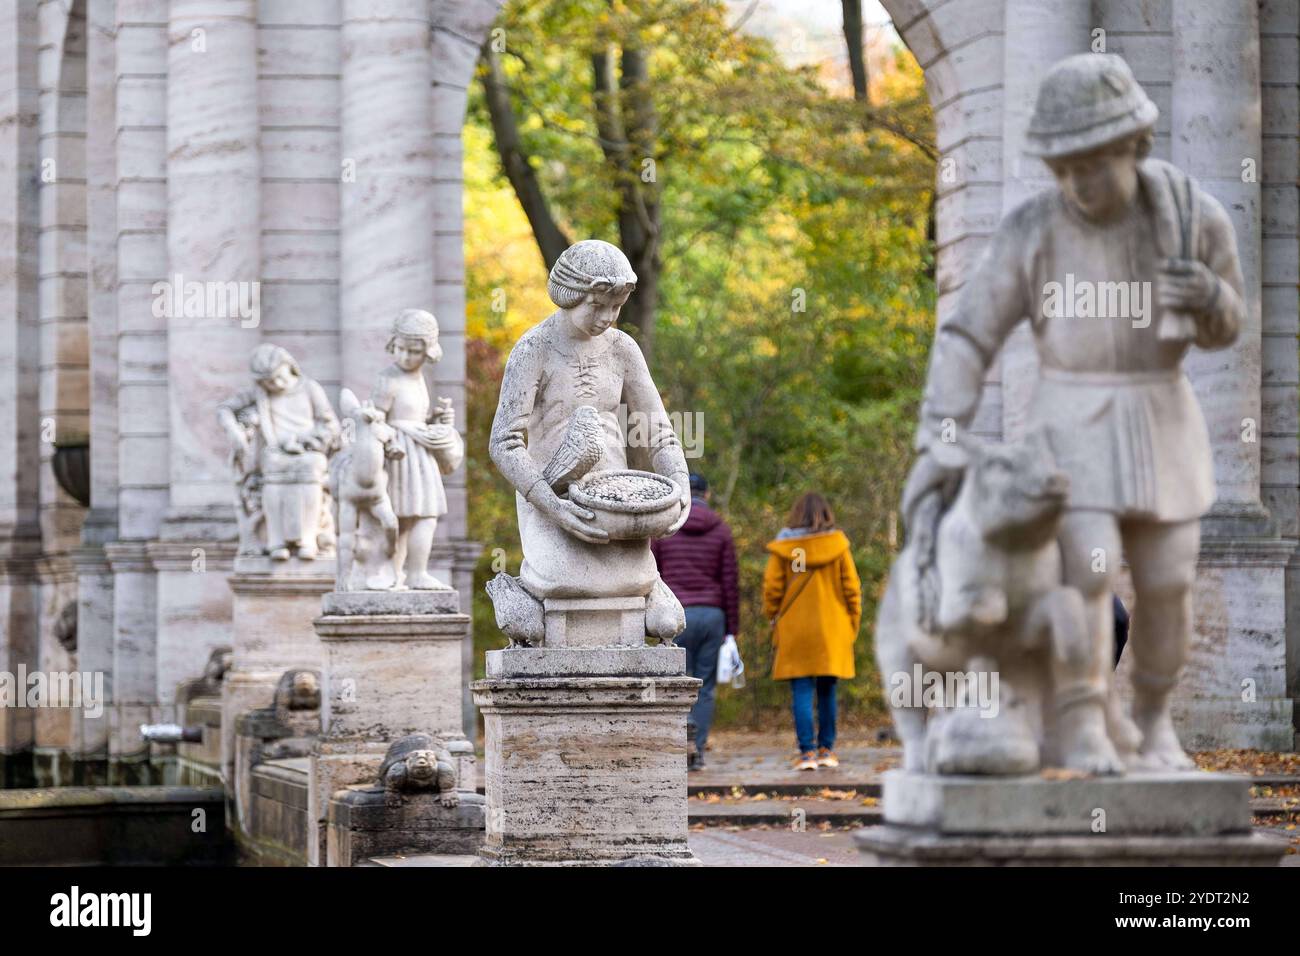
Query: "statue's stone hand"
663 478 691 536
1158 257 1218 313
534 486 609 544
281 437 305 454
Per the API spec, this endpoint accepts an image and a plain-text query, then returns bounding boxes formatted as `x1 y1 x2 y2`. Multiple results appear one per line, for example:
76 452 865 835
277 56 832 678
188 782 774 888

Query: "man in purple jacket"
651 472 740 770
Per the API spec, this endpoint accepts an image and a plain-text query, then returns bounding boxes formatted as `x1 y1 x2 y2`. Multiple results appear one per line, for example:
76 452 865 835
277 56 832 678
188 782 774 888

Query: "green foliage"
466 0 936 730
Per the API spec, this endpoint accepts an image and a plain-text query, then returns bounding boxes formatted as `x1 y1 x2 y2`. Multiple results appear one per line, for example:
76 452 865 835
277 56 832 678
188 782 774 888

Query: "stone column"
104 542 157 782
998 0 1092 440
110 0 168 772
472 598 700 866
338 0 437 396
163 0 261 528
70 544 112 780
309 589 474 866
74 0 119 778
1171 0 1264 529
0 0 41 787
1146 1 1292 751
157 1 261 727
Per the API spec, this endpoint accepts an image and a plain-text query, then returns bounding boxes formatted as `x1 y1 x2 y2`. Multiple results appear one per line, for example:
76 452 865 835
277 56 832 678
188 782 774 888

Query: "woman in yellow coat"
763 493 861 771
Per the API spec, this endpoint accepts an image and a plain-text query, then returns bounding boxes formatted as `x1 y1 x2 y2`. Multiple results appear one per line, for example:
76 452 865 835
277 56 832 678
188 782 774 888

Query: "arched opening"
461 0 940 731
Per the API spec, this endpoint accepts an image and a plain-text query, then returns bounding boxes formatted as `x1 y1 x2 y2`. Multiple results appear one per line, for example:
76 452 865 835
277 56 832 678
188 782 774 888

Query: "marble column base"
855 770 1285 866
473 628 701 866
307 588 471 866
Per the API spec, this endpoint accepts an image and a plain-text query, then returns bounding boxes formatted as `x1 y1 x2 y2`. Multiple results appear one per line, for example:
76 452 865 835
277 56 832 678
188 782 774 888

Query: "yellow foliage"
463 122 554 351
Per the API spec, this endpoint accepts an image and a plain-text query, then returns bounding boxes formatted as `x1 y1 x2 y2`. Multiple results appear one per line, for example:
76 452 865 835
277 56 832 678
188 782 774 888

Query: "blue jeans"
675 605 726 756
791 676 837 754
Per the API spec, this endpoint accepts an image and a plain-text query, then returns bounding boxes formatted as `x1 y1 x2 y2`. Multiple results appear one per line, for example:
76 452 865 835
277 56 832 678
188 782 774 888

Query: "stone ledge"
855 824 1287 866
321 589 460 616
883 770 1252 836
314 613 471 640
485 646 686 678
472 675 702 711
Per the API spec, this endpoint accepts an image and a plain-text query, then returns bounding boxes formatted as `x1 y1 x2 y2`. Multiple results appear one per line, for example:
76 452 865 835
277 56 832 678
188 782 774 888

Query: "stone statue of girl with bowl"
486 240 692 645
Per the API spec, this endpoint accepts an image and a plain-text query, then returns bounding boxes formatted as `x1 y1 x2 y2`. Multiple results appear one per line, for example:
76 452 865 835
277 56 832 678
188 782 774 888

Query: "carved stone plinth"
222 555 334 808
326 777 486 866
307 589 471 866
855 770 1285 866
472 598 701 867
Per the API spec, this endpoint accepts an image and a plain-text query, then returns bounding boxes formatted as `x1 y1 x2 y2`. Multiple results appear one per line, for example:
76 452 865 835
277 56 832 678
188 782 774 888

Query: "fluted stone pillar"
74 0 120 777
998 0 1092 441
164 0 261 529
158 0 261 712
104 542 158 780
1149 1 1291 750
0 0 42 787
339 0 437 396
109 0 168 771
1171 0 1265 529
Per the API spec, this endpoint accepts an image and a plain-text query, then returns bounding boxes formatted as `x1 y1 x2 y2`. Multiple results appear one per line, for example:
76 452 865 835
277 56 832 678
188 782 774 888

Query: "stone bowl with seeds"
568 469 684 540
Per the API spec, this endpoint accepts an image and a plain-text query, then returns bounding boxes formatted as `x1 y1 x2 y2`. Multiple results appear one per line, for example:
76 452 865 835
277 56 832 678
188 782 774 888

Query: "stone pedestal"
327 758 486 866
308 588 471 866
471 596 701 867
856 770 1285 866
222 555 334 803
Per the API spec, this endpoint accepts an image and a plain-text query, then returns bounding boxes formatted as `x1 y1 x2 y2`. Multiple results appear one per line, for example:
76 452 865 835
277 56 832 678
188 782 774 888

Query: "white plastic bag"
716 635 745 688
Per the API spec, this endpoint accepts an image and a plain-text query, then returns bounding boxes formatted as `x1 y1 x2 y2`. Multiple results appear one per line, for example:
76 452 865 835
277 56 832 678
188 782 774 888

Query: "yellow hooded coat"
763 529 861 680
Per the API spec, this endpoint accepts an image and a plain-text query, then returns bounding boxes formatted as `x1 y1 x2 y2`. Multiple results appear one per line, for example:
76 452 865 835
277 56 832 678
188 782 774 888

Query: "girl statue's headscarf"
387 308 443 362
547 240 638 309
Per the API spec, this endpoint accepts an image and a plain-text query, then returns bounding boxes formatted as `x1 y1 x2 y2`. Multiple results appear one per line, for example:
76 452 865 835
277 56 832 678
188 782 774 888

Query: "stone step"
685 794 1292 828
689 798 883 827
689 779 881 797
363 854 479 867
472 772 1297 800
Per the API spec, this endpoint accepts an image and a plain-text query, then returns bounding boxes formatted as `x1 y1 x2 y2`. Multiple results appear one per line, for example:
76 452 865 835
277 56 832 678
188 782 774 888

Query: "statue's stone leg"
1124 518 1200 771
472 597 701 866
310 589 482 866
1054 511 1125 773
262 484 290 558
295 481 323 558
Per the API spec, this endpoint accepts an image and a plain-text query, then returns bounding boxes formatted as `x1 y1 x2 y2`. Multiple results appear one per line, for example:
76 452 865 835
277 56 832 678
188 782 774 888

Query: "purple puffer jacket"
650 499 740 635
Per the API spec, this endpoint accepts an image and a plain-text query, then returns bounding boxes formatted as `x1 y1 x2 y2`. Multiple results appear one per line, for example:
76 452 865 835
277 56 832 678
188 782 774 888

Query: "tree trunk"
841 0 869 103
592 42 661 362
479 42 571 271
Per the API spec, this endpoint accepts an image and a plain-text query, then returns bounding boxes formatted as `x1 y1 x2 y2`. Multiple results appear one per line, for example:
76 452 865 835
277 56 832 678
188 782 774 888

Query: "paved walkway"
689 828 861 866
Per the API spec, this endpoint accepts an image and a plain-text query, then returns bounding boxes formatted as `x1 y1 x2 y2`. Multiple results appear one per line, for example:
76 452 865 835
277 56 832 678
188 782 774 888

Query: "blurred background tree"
464 0 935 733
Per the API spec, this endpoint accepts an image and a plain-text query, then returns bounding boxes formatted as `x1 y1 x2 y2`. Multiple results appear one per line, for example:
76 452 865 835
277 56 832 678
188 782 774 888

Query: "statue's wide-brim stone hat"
1024 53 1158 159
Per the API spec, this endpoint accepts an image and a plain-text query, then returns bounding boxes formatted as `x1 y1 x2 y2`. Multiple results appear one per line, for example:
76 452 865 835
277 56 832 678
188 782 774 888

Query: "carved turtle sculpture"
378 733 459 808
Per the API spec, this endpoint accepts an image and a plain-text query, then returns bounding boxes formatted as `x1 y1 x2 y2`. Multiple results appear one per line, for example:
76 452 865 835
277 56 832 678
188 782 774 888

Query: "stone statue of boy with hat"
902 53 1246 772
